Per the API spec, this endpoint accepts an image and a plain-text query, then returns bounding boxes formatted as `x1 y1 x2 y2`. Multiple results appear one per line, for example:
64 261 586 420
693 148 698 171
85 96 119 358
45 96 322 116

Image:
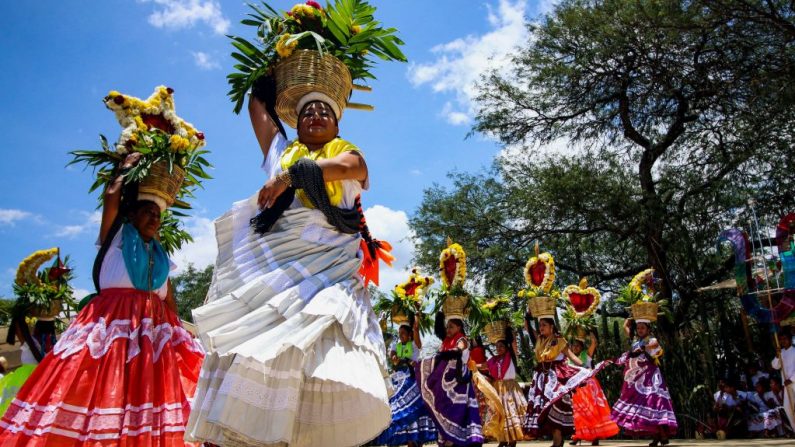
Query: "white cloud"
141 0 230 35
72 288 93 301
192 51 220 70
171 216 217 274
408 0 530 125
54 211 101 238
362 205 417 292
409 169 423 176
0 209 32 226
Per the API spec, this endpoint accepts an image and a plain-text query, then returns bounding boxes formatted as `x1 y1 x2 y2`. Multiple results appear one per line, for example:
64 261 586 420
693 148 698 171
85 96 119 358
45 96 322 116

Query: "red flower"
113 95 125 105
196 132 205 140
166 87 174 94
306 1 322 10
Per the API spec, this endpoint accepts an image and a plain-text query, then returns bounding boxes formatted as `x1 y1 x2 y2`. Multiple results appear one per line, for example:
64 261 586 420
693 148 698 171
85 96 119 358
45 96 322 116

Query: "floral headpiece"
439 238 467 290
104 86 205 154
395 268 434 304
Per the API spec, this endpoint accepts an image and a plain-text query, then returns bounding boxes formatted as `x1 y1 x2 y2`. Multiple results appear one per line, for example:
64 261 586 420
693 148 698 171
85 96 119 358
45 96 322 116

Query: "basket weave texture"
528 296 556 319
30 299 62 320
631 302 659 322
274 50 352 129
138 161 185 210
391 304 410 326
443 295 469 320
484 320 509 344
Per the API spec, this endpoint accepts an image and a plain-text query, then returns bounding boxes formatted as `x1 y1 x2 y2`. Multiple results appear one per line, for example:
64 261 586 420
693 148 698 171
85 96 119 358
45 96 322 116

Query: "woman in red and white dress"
0 153 204 446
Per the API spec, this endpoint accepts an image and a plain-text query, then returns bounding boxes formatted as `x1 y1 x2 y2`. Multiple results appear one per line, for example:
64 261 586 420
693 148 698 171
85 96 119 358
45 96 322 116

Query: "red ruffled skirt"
571 378 619 441
0 288 204 446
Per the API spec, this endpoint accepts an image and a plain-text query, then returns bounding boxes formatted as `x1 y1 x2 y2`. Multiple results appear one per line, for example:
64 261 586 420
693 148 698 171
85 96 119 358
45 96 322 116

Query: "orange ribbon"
358 239 395 287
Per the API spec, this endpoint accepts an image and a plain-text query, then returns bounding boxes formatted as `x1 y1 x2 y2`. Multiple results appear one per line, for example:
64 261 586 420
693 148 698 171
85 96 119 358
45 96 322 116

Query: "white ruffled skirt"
185 196 391 446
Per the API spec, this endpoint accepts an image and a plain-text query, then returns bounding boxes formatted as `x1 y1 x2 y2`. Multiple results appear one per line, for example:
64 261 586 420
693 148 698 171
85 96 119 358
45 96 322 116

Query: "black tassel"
250 187 296 234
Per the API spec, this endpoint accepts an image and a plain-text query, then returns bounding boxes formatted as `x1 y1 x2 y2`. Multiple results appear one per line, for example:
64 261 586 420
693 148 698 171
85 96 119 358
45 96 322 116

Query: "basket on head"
575 326 587 341
528 296 556 320
138 161 185 212
391 304 410 327
631 302 659 323
274 50 352 129
484 320 509 344
443 295 469 322
29 299 63 320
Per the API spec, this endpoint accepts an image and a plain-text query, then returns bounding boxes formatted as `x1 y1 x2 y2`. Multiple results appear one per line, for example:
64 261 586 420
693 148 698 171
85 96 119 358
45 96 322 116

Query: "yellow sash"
279 138 361 208
535 335 568 363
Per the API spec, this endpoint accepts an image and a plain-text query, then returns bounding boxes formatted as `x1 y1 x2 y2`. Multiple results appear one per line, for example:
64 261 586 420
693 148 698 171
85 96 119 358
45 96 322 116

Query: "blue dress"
372 341 437 446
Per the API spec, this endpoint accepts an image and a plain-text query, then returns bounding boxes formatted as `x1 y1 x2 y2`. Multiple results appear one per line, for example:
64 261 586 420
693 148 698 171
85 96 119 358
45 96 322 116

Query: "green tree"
171 264 214 323
411 0 795 435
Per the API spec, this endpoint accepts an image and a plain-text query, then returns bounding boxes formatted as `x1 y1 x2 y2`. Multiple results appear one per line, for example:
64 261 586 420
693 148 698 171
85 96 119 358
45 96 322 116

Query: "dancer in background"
485 333 526 447
523 318 613 447
612 319 678 446
373 320 437 446
417 313 484 446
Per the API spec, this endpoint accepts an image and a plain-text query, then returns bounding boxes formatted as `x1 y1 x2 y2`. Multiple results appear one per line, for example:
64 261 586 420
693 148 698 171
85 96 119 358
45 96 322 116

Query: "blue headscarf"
122 223 170 291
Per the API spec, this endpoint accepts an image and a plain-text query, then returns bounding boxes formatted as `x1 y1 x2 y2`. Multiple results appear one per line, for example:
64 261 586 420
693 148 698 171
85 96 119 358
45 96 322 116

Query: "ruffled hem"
186 197 390 446
0 289 203 447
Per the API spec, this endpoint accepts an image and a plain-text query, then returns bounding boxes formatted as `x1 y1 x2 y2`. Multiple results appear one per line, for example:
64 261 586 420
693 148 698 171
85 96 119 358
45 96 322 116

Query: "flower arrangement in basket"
562 277 600 340
469 295 516 344
435 238 477 321
616 268 671 323
518 242 560 319
226 0 407 120
68 86 212 252
13 248 75 320
373 268 434 333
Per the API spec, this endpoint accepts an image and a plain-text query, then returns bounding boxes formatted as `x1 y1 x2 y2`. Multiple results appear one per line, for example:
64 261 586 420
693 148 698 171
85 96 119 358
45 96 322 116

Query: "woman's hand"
258 177 288 209
121 152 143 169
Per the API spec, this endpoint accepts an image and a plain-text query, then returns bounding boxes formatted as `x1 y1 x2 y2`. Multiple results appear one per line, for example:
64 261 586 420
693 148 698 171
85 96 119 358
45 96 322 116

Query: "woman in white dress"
185 78 394 446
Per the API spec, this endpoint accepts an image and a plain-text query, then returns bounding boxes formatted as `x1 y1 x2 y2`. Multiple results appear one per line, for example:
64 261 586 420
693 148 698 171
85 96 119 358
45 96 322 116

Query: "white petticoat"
185 194 391 446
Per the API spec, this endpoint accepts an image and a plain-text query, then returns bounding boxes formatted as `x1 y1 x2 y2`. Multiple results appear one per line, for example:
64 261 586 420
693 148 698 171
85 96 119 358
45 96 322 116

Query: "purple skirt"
611 352 678 436
416 353 484 446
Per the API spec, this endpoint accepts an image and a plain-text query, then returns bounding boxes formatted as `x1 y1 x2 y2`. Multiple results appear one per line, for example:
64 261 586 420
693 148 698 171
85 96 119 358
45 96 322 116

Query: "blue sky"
0 0 549 298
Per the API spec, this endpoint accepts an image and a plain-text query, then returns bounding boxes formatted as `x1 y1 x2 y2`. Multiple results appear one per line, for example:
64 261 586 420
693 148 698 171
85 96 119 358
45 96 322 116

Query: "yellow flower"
134 116 147 131
276 33 299 58
351 24 362 35
169 135 190 152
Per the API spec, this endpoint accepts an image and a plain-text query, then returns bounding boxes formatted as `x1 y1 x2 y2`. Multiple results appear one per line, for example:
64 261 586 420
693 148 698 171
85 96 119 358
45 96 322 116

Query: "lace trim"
2 400 190 437
218 372 301 412
53 317 203 362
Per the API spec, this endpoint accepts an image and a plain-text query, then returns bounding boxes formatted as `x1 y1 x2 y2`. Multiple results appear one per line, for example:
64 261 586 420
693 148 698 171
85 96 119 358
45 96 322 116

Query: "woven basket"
528 296 556 319
484 320 509 344
138 161 185 211
575 326 587 341
29 299 62 320
631 302 659 322
443 295 469 320
274 50 352 129
391 304 410 326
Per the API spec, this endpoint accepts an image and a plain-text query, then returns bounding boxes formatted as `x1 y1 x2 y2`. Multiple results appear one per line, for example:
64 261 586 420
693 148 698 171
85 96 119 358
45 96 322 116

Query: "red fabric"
441 333 465 352
487 353 510 380
571 378 619 442
470 346 487 364
0 288 204 446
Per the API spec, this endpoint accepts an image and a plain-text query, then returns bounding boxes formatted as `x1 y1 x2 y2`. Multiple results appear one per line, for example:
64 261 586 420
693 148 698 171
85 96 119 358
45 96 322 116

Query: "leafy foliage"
68 131 211 253
227 0 407 113
410 0 795 436
171 264 214 323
